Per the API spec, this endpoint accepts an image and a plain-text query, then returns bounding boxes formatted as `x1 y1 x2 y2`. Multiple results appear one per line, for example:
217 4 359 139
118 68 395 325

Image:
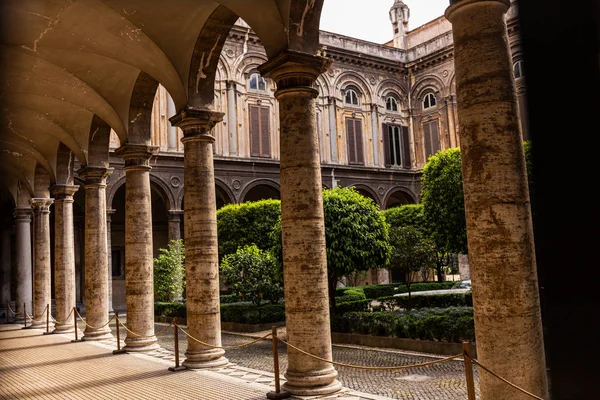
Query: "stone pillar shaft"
226 80 238 155
14 208 32 323
1 227 11 308
51 185 78 333
168 211 183 242
106 209 115 314
170 109 228 368
259 51 341 396
30 198 54 329
115 144 159 352
445 1 549 399
79 167 113 340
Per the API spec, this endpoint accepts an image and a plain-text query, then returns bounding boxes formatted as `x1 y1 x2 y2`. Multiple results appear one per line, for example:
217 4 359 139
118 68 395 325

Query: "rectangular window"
383 124 411 168
423 120 440 159
345 117 364 165
249 105 271 158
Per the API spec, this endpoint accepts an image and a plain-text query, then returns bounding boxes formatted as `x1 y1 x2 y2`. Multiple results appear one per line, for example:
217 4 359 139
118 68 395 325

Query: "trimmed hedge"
220 294 244 304
220 302 286 324
336 294 366 304
334 299 371 314
331 307 475 342
343 281 458 300
377 292 473 310
154 302 186 319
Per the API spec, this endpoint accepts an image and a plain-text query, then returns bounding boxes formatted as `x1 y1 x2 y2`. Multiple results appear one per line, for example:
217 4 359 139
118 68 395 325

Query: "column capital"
50 184 79 201
445 0 510 21
226 80 238 90
114 144 158 171
77 166 113 187
30 198 54 212
168 210 184 221
169 108 224 143
258 50 330 97
13 207 32 222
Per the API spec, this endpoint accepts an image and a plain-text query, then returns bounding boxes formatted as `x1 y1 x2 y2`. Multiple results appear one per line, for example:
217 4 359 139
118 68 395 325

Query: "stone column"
226 80 238 156
259 51 342 396
168 210 183 242
51 185 78 333
328 97 338 163
445 1 549 399
78 167 113 340
167 93 178 152
29 198 54 329
74 216 84 307
106 209 115 314
13 208 32 323
1 226 11 310
170 109 228 368
445 95 458 148
370 104 380 166
114 144 159 352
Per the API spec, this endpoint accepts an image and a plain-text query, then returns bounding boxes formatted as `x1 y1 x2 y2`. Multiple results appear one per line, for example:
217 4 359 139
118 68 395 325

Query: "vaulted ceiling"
0 0 324 202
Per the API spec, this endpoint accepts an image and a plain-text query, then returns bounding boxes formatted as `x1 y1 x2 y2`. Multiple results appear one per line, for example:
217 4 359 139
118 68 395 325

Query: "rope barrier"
74 308 115 330
115 315 174 338
6 302 20 315
466 355 546 400
177 325 273 350
50 307 75 325
25 304 48 322
276 336 463 371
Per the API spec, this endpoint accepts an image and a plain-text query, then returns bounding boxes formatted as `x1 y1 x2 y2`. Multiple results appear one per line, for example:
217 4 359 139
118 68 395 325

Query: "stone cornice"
170 109 224 142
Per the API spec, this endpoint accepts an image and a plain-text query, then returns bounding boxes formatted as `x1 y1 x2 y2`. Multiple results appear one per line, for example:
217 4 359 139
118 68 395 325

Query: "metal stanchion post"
463 341 476 400
168 319 185 371
6 301 9 324
267 326 290 399
71 307 82 343
43 304 51 335
113 311 126 355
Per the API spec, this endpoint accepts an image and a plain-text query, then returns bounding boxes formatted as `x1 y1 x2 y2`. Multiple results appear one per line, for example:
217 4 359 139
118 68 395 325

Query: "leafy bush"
217 199 281 260
153 239 185 302
381 204 427 235
334 299 371 314
220 294 244 304
154 302 186 319
335 294 366 304
220 244 283 305
220 302 286 324
378 292 473 310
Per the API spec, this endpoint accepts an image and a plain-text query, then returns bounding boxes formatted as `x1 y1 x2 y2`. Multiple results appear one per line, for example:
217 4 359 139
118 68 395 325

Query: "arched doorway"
243 183 280 202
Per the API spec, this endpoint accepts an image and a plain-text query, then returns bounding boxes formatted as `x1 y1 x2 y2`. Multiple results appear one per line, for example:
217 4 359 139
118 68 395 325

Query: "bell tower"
389 0 410 49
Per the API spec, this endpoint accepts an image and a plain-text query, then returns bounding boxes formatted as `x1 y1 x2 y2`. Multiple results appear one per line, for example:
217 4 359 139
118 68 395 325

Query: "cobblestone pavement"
105 320 481 400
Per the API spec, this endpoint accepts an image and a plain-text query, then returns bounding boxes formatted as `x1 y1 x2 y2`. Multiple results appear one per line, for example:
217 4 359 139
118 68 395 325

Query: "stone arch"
316 75 332 98
376 78 409 109
107 176 126 211
215 178 236 206
240 179 281 202
411 75 445 107
33 164 52 198
349 184 381 207
149 175 176 211
383 187 419 209
187 5 239 109
127 71 160 144
234 52 270 86
87 116 112 168
217 54 232 83
334 72 373 104
55 143 76 186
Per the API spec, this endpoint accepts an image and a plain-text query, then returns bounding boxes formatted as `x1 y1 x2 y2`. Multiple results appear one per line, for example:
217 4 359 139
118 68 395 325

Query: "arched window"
513 60 525 79
386 96 398 112
345 87 359 106
249 73 266 91
422 92 436 110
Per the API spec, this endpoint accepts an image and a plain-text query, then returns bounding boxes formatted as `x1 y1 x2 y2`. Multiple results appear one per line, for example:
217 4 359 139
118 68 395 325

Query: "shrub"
154 302 186 319
335 294 366 304
217 199 281 260
220 302 286 324
378 293 473 310
220 294 244 304
334 299 371 314
153 239 185 302
220 244 283 305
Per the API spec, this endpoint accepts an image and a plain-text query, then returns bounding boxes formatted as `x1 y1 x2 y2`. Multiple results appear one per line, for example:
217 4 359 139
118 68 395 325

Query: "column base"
29 320 54 330
82 326 113 341
53 321 75 334
123 336 160 352
282 368 342 396
182 348 228 369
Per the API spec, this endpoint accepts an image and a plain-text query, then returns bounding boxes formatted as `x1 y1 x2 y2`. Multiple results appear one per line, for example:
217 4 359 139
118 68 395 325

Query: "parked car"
393 280 471 297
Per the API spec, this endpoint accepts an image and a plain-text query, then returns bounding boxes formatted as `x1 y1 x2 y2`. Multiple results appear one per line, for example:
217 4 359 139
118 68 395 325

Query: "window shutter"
260 106 270 157
401 126 411 168
355 119 364 164
382 123 391 167
346 118 356 164
423 122 432 158
249 105 260 157
431 120 440 155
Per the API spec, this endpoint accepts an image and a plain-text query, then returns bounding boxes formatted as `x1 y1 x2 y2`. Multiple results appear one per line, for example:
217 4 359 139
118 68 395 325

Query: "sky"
320 0 450 44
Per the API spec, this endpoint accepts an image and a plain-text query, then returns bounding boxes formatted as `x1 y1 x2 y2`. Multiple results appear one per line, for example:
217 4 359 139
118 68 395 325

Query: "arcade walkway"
0 324 389 400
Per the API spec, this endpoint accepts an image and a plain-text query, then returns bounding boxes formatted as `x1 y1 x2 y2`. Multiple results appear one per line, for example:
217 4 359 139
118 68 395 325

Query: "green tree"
217 199 281 261
381 204 427 236
388 225 437 309
272 186 391 310
153 239 185 302
220 244 283 306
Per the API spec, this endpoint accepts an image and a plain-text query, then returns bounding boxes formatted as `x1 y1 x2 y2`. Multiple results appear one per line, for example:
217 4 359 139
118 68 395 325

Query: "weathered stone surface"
115 144 160 352
29 198 54 330
170 109 228 368
13 208 32 324
51 185 79 333
445 1 548 399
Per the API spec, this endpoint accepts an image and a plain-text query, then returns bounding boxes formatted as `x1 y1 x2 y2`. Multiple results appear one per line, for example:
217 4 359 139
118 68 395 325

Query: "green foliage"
220 302 286 324
334 299 372 314
381 204 427 235
388 225 437 299
378 292 473 310
217 199 281 260
153 239 185 302
420 148 468 256
335 294 366 304
220 294 244 304
154 302 186 319
220 244 283 305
